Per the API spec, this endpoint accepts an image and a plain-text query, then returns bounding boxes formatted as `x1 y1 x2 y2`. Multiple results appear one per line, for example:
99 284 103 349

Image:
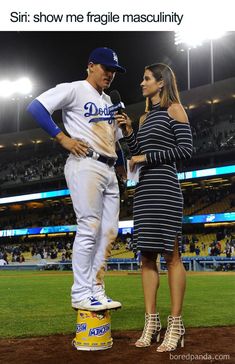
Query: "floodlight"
15 77 32 95
0 80 14 98
175 30 226 48
0 77 33 98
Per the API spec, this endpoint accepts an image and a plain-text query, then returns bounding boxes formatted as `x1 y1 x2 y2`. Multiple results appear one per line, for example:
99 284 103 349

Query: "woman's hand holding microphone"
114 113 133 137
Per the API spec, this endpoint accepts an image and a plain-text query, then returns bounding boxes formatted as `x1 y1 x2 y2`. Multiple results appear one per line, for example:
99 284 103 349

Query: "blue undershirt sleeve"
116 148 125 167
27 99 62 138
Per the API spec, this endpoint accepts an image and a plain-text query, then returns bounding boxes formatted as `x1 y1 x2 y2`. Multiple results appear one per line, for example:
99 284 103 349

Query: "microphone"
109 90 125 114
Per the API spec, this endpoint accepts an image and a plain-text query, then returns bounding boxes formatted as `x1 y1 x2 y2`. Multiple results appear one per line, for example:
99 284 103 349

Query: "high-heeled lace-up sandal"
135 313 162 347
157 315 185 352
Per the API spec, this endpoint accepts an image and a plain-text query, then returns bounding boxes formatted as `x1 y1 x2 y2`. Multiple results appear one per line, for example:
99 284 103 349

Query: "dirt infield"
0 327 234 364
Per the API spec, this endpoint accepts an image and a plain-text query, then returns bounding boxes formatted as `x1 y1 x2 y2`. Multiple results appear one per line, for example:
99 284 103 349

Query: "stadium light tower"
174 30 226 90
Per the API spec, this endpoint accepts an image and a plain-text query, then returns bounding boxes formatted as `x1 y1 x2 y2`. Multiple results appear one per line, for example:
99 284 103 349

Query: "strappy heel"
157 315 185 352
135 313 162 347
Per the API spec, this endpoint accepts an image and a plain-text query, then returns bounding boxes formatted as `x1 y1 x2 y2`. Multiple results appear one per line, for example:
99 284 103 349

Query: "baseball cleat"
72 296 106 311
96 293 122 310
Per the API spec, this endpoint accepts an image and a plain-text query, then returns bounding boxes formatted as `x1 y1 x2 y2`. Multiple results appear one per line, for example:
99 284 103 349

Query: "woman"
115 63 193 352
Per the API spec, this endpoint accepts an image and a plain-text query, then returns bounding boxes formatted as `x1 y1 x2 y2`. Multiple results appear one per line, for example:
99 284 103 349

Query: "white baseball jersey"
37 80 123 158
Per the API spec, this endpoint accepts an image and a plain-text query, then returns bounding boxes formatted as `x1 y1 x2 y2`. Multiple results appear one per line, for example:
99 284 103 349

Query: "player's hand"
129 155 146 172
55 132 89 157
115 165 127 182
114 113 133 136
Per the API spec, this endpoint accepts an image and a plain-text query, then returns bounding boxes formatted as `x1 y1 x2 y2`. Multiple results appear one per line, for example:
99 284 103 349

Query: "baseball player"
27 47 126 311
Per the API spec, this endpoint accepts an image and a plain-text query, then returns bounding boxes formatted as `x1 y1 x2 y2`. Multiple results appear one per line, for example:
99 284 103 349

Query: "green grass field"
0 271 234 338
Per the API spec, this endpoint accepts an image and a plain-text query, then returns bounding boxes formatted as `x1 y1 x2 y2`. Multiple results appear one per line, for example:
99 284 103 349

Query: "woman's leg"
163 240 186 316
157 239 186 352
141 251 159 313
135 251 161 347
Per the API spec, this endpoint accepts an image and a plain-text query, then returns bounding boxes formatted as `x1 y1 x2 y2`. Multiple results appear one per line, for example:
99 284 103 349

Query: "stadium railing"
1 257 235 272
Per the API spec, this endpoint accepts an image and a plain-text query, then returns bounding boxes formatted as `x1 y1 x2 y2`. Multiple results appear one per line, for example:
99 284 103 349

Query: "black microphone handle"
117 108 125 115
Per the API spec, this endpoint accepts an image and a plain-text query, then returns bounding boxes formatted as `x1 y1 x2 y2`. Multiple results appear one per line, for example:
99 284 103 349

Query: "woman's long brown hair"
144 63 181 112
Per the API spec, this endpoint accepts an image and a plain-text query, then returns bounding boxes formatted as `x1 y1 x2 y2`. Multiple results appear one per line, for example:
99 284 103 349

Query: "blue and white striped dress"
126 104 193 254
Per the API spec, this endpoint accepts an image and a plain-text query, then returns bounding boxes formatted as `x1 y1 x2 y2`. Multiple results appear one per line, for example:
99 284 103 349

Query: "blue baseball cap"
88 47 126 73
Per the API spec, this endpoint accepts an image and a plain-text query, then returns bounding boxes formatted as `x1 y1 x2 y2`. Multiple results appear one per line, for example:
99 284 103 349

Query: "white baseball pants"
64 155 119 303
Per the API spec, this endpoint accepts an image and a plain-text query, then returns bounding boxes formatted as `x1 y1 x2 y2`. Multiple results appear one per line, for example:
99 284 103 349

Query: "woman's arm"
145 104 193 165
115 113 141 155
